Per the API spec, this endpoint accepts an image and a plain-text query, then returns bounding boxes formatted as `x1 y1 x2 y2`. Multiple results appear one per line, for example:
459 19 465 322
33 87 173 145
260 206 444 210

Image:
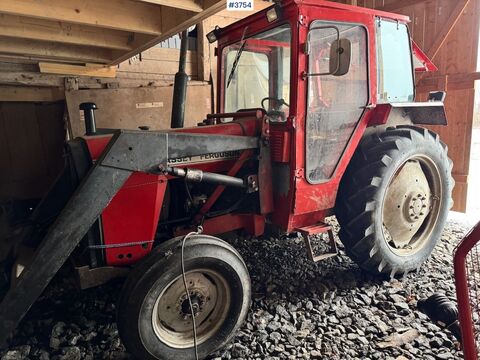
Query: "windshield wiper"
227 27 248 88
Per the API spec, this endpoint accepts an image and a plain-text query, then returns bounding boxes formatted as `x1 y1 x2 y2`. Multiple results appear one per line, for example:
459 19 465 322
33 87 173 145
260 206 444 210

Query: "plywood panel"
117 48 198 81
66 84 212 137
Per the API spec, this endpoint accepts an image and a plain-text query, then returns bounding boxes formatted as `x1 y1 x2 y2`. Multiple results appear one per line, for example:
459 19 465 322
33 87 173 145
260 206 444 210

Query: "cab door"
305 22 369 184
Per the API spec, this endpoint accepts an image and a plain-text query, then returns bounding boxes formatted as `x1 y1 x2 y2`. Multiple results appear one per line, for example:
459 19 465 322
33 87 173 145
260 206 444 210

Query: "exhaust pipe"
171 30 189 129
79 102 98 136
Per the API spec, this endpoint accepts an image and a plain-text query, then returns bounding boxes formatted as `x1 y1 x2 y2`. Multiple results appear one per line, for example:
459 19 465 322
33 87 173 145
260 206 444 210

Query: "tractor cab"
211 0 442 231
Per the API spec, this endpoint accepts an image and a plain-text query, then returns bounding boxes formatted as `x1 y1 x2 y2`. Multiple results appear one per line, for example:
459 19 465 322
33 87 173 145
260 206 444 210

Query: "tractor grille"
454 221 480 360
270 130 290 163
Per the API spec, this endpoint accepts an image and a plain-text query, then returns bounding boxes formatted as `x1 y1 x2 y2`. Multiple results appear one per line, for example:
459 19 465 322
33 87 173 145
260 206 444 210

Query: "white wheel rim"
382 155 443 256
151 269 231 348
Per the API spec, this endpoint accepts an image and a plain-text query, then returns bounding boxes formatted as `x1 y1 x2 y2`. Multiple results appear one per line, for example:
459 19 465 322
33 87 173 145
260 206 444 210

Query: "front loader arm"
0 130 259 345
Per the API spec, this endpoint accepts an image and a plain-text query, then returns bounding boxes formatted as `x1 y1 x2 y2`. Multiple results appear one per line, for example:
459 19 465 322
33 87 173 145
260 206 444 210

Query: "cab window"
376 19 414 103
306 22 369 183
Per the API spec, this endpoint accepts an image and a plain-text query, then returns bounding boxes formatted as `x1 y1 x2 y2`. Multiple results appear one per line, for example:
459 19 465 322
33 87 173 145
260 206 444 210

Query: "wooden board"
0 86 64 102
117 48 198 80
66 84 212 137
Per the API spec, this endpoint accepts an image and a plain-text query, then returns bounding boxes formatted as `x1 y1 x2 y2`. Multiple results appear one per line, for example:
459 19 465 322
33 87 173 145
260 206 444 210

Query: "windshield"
222 24 291 115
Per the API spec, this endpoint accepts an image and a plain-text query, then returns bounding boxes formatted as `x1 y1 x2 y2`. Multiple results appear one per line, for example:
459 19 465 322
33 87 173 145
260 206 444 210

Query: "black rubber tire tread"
335 125 454 277
117 235 251 360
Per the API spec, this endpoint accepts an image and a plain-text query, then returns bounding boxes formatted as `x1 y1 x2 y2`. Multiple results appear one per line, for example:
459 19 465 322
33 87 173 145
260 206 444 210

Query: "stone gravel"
0 217 472 360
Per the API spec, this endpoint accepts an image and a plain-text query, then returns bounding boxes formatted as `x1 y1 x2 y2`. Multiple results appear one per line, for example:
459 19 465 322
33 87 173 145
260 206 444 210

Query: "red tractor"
0 1 454 359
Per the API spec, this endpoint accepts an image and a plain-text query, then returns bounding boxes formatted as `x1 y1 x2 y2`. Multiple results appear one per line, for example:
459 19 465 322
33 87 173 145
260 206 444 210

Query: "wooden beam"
0 0 163 35
427 0 471 60
0 37 113 64
197 19 212 82
39 63 117 78
135 0 203 12
110 0 226 65
0 86 64 102
0 13 134 51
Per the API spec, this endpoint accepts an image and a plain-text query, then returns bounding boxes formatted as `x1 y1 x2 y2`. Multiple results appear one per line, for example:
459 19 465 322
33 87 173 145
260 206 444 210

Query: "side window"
376 19 414 103
306 22 368 184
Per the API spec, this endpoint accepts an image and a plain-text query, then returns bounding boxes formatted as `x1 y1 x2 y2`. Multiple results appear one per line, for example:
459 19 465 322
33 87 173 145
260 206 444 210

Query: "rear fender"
368 102 448 127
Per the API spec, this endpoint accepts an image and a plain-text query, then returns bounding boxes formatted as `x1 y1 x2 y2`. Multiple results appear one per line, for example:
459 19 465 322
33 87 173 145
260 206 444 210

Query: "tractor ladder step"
295 223 338 262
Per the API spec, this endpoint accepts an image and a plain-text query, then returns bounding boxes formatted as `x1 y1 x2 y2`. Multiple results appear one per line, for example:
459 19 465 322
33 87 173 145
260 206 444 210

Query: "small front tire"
117 235 251 360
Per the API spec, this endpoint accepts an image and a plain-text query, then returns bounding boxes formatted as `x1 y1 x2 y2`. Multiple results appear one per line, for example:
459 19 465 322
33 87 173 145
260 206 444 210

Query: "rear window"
376 19 414 103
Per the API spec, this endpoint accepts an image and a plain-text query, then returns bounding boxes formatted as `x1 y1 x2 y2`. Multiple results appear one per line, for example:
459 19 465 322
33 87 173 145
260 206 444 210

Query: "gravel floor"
0 217 472 360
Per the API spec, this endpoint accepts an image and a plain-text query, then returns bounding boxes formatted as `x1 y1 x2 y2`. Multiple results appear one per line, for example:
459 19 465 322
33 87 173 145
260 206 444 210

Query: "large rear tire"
336 126 453 277
117 235 251 360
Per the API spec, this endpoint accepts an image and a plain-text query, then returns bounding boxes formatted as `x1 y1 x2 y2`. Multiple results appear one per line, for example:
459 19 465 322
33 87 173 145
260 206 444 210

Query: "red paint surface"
102 173 166 265
85 135 112 160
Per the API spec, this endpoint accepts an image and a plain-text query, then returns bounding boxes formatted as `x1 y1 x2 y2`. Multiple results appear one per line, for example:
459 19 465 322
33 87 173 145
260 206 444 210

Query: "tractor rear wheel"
117 235 251 360
335 126 453 277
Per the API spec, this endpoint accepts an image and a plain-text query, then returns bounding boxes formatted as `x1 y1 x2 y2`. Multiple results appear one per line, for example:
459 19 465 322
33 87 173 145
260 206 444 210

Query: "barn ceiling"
0 0 226 73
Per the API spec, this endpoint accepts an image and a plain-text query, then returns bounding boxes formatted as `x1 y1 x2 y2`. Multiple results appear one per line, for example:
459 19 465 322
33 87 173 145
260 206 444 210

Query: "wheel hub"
406 194 429 222
178 291 205 318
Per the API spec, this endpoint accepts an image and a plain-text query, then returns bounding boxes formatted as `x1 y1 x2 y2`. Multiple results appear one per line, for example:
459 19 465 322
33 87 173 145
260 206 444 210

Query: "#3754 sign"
226 0 254 11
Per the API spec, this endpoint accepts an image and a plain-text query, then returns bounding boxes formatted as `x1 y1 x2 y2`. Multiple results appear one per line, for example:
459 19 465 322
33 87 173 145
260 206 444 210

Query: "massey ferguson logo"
167 150 241 165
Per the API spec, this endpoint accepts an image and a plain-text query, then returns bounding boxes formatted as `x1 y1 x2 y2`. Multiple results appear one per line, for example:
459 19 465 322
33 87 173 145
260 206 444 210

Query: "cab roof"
294 0 410 23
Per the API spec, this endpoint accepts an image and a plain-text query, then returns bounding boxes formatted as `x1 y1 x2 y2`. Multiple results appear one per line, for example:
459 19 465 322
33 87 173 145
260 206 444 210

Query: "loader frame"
0 131 259 345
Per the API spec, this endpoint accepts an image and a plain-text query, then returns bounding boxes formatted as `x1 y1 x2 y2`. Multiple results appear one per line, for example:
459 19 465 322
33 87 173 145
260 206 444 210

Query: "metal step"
295 223 338 262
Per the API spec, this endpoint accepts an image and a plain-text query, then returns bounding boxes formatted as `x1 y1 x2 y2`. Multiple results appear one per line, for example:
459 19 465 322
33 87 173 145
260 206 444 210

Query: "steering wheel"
261 97 290 111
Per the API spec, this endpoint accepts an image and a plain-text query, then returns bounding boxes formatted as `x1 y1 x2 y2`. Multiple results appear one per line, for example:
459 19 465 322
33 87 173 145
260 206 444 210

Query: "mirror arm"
301 71 333 80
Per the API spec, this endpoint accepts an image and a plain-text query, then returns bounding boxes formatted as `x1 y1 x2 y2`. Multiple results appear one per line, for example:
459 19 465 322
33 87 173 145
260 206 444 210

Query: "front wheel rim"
382 155 443 256
151 269 231 349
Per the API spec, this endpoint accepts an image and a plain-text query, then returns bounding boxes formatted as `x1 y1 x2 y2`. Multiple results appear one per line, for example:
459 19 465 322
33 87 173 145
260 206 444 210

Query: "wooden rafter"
0 14 135 51
0 37 113 64
135 0 204 12
0 0 163 35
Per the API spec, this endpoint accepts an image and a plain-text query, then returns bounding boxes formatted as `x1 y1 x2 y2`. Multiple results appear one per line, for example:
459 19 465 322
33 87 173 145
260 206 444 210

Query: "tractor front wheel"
336 126 453 277
117 235 251 360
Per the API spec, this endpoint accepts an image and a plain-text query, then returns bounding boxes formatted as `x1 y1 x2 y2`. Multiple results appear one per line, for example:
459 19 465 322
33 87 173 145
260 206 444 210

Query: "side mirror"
302 26 352 79
329 38 351 76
